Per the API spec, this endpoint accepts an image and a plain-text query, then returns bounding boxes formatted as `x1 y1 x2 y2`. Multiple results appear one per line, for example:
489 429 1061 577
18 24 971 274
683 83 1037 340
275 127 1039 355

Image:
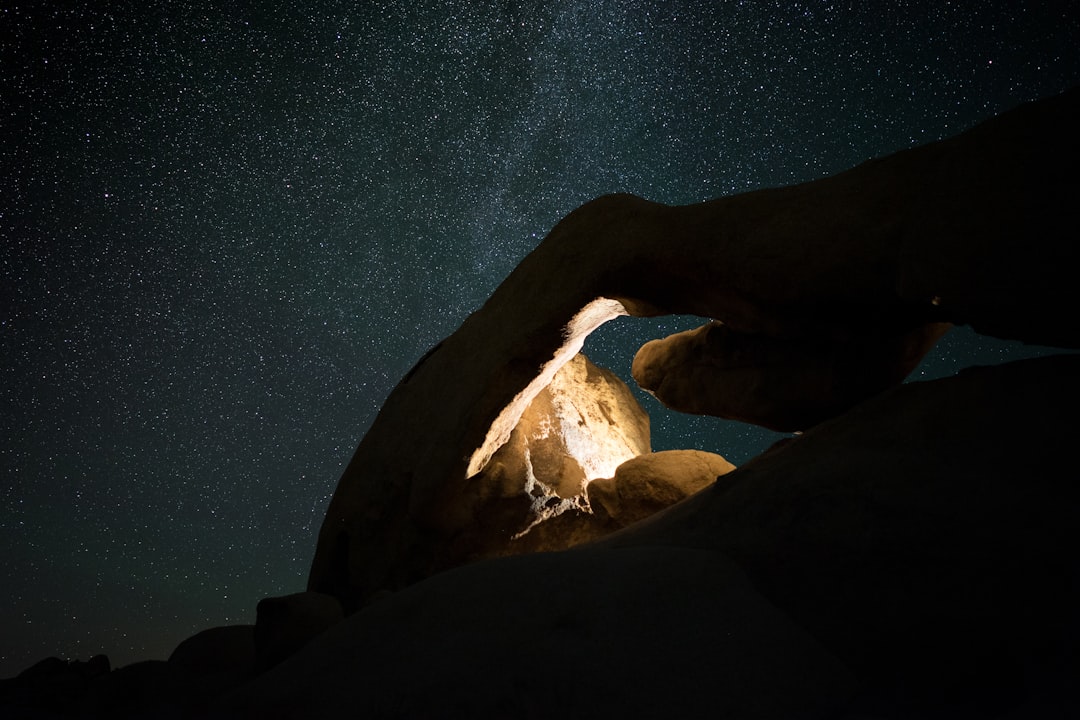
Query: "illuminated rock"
448 352 650 562
309 88 1080 609
587 449 735 528
503 447 734 555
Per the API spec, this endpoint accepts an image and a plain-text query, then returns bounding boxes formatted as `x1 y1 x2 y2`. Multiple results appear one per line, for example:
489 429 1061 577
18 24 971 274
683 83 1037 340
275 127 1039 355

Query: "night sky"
3 1 1078 677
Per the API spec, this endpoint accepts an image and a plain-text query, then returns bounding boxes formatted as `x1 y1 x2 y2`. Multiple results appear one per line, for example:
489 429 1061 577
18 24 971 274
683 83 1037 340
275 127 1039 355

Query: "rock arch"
308 88 1080 610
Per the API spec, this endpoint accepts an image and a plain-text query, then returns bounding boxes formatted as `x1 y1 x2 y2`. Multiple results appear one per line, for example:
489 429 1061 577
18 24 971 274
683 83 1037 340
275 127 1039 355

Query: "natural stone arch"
309 89 1080 610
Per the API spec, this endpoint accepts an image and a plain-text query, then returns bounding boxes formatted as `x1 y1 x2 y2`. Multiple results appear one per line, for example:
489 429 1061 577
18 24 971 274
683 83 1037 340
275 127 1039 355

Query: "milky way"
2 1 1078 675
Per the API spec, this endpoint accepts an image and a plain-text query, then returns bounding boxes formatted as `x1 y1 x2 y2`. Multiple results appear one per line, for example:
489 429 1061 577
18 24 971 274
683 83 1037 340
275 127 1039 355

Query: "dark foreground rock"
222 355 1080 719
0 655 110 716
253 592 343 671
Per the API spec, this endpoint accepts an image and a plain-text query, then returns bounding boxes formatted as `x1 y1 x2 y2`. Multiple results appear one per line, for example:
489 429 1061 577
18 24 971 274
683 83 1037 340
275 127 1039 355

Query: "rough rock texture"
309 88 1080 609
253 592 344 672
448 352 651 562
226 355 1080 719
587 449 734 527
504 448 734 555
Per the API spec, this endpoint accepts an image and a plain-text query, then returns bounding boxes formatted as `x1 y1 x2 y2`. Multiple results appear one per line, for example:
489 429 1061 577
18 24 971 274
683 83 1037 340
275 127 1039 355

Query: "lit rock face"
309 89 1080 609
448 352 651 563
508 448 734 554
587 449 735 528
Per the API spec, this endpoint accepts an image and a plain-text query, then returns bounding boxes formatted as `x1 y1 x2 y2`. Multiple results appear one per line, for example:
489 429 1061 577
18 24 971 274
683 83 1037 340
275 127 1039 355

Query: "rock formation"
450 352 654 559
227 354 1080 718
309 87 1080 611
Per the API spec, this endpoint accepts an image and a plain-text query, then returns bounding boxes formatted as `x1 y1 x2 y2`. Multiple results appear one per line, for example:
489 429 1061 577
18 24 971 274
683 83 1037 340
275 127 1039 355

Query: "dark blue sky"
2 0 1078 676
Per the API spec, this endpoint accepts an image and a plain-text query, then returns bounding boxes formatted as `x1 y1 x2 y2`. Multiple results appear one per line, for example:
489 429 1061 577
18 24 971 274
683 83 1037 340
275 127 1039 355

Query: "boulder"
632 319 950 431
498 447 732 555
587 449 734 527
168 625 256 678
308 89 1080 609
254 591 344 671
167 624 256 704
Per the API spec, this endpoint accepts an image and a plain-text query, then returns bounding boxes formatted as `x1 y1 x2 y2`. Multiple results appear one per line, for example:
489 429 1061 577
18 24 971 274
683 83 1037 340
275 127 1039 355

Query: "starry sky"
2 1 1078 677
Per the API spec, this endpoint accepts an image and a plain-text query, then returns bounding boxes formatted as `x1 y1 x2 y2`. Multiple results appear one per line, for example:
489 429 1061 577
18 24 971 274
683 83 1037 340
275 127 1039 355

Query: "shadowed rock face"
309 88 1080 610
252 593 343 673
632 319 950 431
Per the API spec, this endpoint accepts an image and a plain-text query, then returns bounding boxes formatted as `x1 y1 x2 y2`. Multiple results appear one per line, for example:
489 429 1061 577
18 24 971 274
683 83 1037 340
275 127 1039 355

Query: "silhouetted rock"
169 625 256 677
82 659 184 717
632 319 949 431
168 624 257 705
0 654 110 715
254 592 344 671
309 88 1080 609
497 448 733 555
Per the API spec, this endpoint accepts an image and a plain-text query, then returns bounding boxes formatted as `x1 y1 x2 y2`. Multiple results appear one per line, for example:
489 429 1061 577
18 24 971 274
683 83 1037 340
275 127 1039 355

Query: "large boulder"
632 319 950 431
309 88 1080 610
254 592 344 671
167 624 257 704
168 625 256 679
0 655 110 715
